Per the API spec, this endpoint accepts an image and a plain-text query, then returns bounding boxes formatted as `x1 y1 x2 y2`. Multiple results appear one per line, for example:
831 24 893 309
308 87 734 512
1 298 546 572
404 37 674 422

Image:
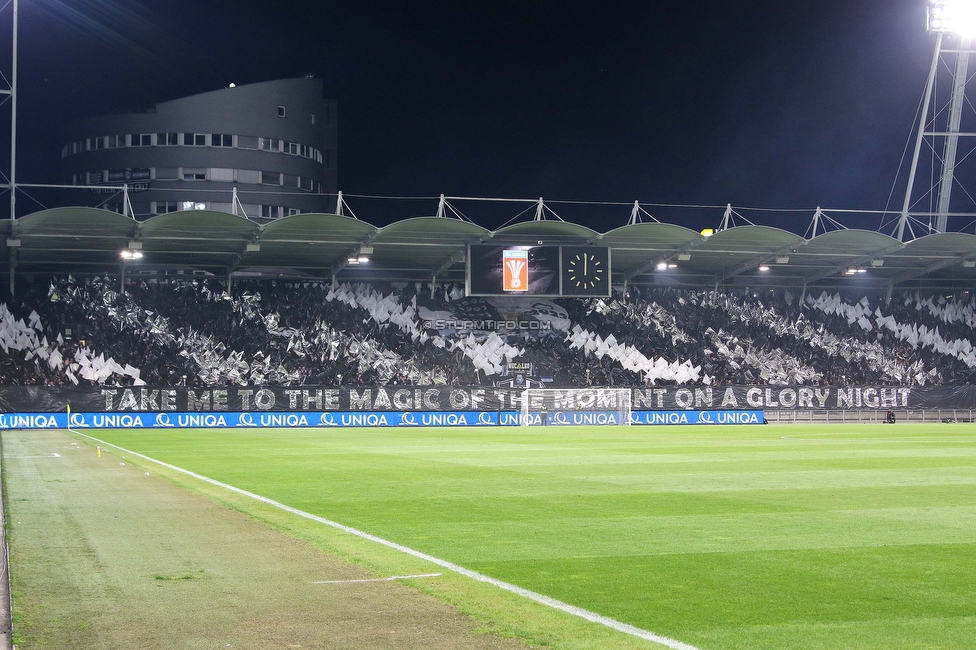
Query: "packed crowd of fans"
1 275 975 388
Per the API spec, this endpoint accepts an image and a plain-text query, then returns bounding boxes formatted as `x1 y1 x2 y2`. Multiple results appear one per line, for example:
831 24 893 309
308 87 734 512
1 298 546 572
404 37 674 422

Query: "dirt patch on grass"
3 429 536 649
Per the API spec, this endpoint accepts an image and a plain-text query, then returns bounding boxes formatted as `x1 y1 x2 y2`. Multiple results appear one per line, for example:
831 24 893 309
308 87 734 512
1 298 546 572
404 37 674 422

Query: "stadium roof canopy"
2 207 976 295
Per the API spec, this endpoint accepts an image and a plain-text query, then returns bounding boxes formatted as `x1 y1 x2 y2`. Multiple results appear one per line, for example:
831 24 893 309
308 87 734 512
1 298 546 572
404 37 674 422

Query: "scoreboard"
467 244 610 297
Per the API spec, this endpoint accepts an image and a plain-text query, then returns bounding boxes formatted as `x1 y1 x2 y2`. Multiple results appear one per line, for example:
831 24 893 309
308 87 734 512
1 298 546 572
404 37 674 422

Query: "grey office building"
60 77 336 221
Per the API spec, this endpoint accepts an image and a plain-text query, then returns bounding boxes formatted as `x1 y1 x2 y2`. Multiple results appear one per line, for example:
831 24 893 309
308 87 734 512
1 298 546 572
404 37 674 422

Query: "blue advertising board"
0 409 764 429
628 410 764 425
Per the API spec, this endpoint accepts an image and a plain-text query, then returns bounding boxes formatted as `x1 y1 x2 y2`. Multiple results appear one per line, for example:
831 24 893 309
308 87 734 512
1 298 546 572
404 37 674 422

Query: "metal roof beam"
622 235 707 282
886 254 976 286
714 242 804 284
800 242 906 284
330 232 379 281
431 247 466 278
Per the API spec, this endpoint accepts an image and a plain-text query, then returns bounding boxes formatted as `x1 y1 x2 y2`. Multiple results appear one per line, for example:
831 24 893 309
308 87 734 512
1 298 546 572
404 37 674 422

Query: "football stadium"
3 3 976 650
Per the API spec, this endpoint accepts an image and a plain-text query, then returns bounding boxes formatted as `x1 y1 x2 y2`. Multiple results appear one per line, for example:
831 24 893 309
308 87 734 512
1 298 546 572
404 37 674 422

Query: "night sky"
0 1 947 231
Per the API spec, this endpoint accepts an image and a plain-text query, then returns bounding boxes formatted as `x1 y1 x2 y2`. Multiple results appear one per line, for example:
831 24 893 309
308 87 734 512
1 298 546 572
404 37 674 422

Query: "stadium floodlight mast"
897 0 976 240
0 0 18 220
927 0 976 35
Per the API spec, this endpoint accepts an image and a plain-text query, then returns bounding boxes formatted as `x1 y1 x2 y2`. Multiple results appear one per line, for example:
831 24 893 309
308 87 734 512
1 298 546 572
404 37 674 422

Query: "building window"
237 135 259 149
261 171 280 185
182 168 207 181
184 133 207 146
286 208 301 216
261 205 280 219
283 141 298 155
212 133 233 147
158 132 179 146
277 105 286 118
259 138 280 152
155 201 178 214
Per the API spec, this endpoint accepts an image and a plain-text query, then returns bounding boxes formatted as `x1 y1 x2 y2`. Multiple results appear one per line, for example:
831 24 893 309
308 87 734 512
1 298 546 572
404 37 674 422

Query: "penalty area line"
68 430 700 650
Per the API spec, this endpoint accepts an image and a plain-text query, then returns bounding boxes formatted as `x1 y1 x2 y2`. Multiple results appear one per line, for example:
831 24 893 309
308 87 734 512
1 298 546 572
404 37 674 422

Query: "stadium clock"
561 246 610 296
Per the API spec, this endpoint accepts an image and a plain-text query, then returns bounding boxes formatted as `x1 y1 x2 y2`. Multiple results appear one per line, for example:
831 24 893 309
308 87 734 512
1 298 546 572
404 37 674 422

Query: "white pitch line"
314 572 442 584
69 430 700 650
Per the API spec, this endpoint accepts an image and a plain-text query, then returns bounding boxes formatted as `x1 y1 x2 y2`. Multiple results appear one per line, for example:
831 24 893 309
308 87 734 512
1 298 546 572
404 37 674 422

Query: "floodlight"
347 257 359 264
656 262 668 270
677 253 691 261
758 265 770 272
700 228 714 237
357 256 369 263
120 250 143 260
667 263 677 268
870 259 884 267
928 0 976 36
964 260 976 267
775 256 789 264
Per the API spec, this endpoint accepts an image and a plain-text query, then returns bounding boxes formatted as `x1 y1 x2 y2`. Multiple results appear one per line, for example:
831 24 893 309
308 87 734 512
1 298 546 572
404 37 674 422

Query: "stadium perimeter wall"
0 385 972 414
0 385 973 429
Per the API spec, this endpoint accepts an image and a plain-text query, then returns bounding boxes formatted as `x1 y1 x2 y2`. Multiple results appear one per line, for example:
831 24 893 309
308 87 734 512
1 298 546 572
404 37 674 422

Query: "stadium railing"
764 409 975 424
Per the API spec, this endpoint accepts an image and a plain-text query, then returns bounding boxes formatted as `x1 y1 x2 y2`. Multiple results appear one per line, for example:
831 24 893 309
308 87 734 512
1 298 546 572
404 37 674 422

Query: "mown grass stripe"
70 428 700 650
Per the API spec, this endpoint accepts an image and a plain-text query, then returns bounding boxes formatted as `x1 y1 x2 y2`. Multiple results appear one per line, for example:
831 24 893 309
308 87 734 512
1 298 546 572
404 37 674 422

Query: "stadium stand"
1 277 974 388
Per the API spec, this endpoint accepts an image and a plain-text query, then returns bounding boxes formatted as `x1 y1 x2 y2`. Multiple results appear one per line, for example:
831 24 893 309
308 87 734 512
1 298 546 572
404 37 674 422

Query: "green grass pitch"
85 423 976 649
